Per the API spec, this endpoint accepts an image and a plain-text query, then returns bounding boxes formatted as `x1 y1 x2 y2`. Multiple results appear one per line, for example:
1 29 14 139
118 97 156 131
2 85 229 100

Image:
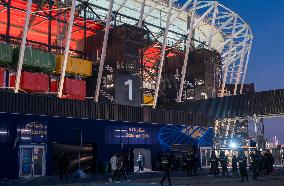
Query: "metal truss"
6 0 253 106
87 0 253 106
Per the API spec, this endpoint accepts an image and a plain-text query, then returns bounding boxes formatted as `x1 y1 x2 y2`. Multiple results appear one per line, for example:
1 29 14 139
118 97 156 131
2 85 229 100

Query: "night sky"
215 0 284 143
180 0 284 143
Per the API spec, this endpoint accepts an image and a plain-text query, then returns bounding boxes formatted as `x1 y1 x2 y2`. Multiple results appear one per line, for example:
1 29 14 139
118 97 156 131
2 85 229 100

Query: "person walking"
194 151 202 174
268 150 274 173
119 153 129 181
160 153 172 186
219 151 229 177
231 155 238 176
137 153 144 172
58 152 69 180
250 150 259 180
210 152 219 177
238 151 249 182
258 152 265 176
185 153 192 176
110 153 119 182
264 150 274 175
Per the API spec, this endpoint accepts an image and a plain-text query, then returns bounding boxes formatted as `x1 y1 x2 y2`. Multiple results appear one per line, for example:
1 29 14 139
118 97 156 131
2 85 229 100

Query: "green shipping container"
13 47 55 73
0 42 13 66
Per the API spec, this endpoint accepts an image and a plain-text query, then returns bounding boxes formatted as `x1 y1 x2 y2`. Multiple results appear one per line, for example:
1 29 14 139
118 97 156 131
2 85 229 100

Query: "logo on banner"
21 121 47 136
125 127 150 139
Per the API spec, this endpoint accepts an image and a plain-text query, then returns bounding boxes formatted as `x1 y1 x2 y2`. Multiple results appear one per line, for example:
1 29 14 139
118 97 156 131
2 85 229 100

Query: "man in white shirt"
110 153 119 182
137 153 144 171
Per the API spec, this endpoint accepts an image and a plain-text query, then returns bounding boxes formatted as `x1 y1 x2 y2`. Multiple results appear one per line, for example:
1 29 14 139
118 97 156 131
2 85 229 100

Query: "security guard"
238 151 249 182
219 151 229 177
250 150 259 180
160 153 172 186
210 152 219 177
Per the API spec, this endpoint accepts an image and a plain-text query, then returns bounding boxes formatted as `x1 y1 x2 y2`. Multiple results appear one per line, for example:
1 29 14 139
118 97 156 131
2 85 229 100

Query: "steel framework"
86 0 253 107
0 0 253 108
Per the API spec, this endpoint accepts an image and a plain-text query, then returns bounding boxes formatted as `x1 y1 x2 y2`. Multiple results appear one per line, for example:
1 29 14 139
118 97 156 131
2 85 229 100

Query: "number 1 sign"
115 72 141 106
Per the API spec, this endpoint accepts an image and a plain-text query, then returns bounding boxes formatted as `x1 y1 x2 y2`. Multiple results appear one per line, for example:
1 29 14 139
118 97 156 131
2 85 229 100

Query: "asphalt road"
1 168 284 186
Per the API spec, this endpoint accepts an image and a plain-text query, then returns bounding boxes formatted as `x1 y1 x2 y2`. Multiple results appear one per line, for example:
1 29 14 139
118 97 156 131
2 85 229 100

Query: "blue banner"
158 125 213 151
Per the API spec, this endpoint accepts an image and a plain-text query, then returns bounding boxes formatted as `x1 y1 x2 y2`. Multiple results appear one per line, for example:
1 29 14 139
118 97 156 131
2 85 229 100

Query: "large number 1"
125 79 133 101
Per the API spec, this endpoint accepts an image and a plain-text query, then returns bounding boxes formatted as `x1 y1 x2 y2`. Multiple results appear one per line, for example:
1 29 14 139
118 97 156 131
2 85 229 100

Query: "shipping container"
9 72 16 88
62 78 86 100
56 55 92 77
50 77 58 93
13 47 55 73
8 71 49 92
0 67 4 87
20 71 49 92
144 94 154 105
0 42 13 66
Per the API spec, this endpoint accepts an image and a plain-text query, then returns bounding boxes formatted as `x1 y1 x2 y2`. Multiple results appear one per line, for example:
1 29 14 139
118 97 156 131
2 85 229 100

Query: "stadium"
0 0 256 178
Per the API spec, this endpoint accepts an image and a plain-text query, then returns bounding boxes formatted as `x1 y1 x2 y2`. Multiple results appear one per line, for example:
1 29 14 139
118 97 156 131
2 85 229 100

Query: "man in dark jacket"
185 152 196 176
250 150 259 180
258 152 265 176
58 152 69 180
219 151 229 177
160 153 172 186
238 151 249 182
231 155 238 176
210 152 219 177
264 150 274 175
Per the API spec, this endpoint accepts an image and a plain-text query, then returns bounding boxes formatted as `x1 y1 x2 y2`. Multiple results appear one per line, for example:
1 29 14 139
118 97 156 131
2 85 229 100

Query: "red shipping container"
50 78 58 92
0 67 4 87
9 72 16 88
63 78 86 100
20 72 49 92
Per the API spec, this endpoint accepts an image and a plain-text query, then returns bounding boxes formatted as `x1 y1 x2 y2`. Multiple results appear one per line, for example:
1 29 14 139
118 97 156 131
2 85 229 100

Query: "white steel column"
220 14 237 97
177 0 198 102
208 2 218 49
169 0 192 25
229 62 235 83
233 29 249 95
229 48 238 84
152 0 174 108
192 4 215 29
240 39 252 94
216 25 247 52
138 0 146 28
142 1 159 21
58 0 76 98
94 0 114 102
14 0 32 93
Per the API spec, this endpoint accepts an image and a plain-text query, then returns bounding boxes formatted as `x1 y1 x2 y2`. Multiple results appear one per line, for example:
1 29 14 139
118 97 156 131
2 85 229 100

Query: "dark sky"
215 0 284 143
179 0 284 143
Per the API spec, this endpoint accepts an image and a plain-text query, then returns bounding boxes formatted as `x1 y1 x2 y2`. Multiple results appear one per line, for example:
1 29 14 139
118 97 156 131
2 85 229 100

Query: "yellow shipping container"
144 95 154 105
56 55 92 76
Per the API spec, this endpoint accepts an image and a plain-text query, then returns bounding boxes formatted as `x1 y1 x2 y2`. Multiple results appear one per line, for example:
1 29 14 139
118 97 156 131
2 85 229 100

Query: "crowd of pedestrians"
56 148 279 185
208 149 275 182
107 149 277 185
156 149 276 185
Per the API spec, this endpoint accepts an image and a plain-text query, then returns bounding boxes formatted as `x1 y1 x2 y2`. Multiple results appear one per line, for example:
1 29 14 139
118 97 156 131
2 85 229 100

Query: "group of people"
249 149 275 179
109 152 130 183
158 149 276 185
57 148 278 185
182 151 202 177
209 149 275 182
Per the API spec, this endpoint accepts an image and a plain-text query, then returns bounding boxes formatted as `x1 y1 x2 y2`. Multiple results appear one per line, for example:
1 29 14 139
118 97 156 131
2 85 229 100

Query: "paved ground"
1 168 284 186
